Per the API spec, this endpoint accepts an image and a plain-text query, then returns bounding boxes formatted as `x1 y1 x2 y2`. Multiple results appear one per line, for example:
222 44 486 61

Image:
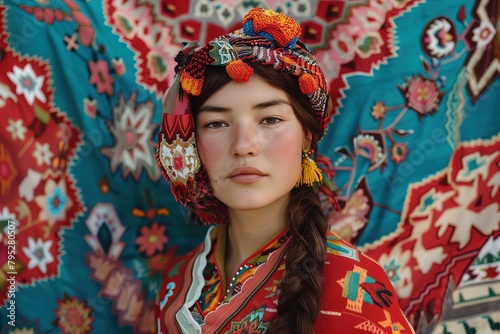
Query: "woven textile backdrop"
0 0 499 333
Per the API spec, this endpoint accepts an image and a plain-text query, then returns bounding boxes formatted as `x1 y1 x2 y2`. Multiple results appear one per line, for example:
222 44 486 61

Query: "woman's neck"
224 197 288 280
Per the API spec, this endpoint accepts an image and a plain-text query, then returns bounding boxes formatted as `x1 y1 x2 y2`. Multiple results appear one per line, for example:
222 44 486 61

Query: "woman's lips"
228 166 267 183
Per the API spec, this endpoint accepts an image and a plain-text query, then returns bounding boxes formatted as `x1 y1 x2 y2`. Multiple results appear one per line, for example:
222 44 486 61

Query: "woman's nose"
230 123 259 157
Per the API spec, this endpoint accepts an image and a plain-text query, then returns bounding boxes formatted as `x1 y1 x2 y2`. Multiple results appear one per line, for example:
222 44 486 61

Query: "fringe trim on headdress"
180 71 204 96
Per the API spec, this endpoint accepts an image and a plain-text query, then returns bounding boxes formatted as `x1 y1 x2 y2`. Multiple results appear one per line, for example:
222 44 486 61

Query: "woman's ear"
303 130 313 151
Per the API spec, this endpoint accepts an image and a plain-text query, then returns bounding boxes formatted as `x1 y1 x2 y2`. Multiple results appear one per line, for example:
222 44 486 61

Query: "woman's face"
196 75 311 213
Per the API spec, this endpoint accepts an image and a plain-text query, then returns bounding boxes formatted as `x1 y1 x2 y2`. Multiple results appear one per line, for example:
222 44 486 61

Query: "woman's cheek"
268 131 302 159
197 135 226 174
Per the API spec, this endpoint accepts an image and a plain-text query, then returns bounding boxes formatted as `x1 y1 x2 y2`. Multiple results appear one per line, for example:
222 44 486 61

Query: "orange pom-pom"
226 59 254 82
298 73 318 95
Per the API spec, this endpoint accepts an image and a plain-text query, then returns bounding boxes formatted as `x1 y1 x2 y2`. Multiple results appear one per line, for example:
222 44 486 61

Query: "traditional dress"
156 226 414 333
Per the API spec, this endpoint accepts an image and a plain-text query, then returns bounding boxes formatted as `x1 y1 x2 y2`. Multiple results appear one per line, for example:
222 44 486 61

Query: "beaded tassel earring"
295 150 323 187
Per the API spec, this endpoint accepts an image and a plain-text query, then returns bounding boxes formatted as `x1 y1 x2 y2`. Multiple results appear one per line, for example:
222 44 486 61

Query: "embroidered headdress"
157 8 333 224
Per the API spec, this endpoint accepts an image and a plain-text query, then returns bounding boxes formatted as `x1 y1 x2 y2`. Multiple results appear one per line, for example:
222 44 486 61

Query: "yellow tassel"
296 153 323 187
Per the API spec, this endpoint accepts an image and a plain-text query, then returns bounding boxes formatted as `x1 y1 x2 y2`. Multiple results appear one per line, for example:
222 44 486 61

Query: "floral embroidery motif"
400 75 443 117
159 134 200 184
32 142 54 166
84 204 155 331
100 92 160 181
226 306 270 334
264 279 281 299
135 222 169 257
6 64 46 105
328 188 371 242
88 59 114 96
54 295 93 334
353 132 386 172
371 101 387 120
22 237 54 274
6 118 27 141
390 142 409 164
378 245 413 298
147 251 174 276
4 326 36 334
34 178 72 226
421 17 457 58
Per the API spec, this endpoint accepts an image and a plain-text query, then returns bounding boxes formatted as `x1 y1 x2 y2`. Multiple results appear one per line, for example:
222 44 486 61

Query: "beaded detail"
193 227 289 314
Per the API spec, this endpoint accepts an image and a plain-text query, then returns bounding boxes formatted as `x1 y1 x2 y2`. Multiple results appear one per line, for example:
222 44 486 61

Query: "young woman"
156 8 414 334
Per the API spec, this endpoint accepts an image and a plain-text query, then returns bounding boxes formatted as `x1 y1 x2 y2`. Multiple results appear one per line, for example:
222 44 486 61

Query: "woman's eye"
206 121 226 128
262 117 282 124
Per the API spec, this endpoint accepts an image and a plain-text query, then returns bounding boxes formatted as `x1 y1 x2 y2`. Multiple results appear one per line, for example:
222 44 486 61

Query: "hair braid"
268 185 328 333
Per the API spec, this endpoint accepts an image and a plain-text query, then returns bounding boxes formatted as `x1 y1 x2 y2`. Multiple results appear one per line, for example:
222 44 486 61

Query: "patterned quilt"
0 1 499 333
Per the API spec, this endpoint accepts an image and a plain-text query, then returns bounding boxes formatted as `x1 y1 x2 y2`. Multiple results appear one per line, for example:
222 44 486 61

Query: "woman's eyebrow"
198 105 230 113
198 98 290 113
252 98 290 110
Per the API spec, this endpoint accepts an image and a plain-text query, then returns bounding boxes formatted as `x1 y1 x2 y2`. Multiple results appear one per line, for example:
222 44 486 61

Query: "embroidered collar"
195 225 289 315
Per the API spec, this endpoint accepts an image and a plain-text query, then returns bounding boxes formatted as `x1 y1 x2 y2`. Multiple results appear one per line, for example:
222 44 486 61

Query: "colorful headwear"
157 8 333 225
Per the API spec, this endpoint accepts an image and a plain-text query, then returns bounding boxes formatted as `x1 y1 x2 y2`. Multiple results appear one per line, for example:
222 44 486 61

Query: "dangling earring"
296 149 323 187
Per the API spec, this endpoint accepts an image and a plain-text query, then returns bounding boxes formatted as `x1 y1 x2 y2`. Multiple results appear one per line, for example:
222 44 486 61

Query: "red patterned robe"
156 226 414 333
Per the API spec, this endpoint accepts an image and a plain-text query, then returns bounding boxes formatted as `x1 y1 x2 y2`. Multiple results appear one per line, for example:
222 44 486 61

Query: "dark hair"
192 64 328 333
